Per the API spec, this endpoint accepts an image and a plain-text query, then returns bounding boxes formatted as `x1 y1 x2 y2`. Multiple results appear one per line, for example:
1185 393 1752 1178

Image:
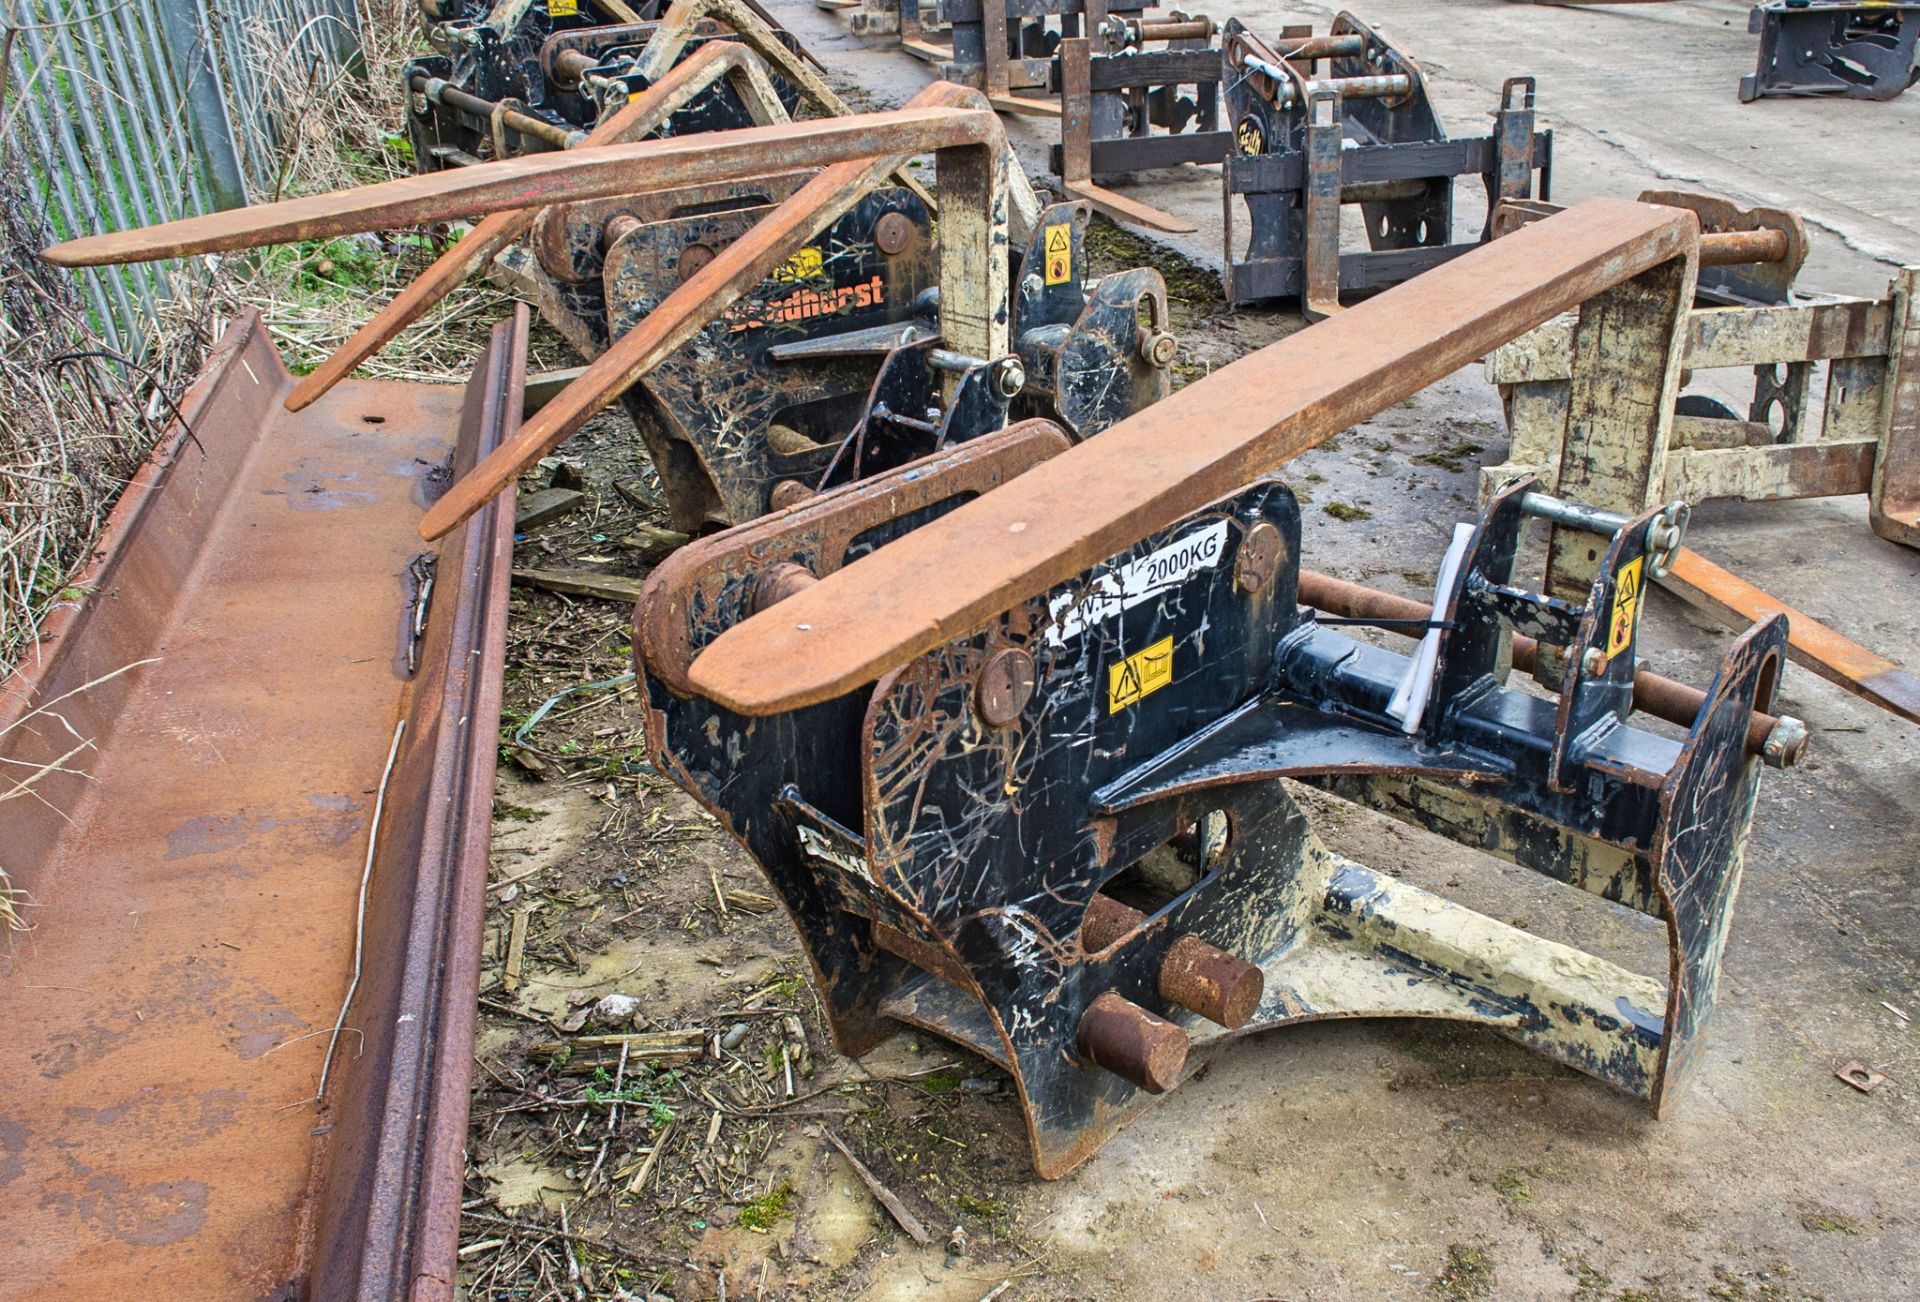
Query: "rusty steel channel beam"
42 104 1001 267
1662 548 1920 725
0 307 521 1297
288 39 784 413
685 198 1700 715
1295 570 1805 763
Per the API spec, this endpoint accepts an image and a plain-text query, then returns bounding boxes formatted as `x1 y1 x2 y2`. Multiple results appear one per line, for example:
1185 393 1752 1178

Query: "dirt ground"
456 4 1920 1299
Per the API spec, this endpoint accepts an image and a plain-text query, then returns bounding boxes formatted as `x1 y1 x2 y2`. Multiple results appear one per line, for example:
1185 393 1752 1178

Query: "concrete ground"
769 2 1920 1296
482 5 1920 1299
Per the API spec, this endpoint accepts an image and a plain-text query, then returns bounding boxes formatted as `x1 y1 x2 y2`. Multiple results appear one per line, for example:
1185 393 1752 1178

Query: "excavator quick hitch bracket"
1486 192 1920 723
1050 12 1228 235
519 170 1172 531
632 199 1797 1177
1221 13 1552 318
405 0 831 169
1740 0 1920 102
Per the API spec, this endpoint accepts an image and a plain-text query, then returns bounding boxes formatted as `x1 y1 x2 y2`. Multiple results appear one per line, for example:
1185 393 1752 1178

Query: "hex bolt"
1021 273 1044 299
1235 521 1286 595
1643 501 1690 579
1580 646 1608 677
1081 894 1265 1029
1077 992 1190 1093
975 647 1036 727
751 562 818 614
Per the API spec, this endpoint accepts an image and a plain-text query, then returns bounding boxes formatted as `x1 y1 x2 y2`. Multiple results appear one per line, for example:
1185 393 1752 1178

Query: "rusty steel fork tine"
1661 547 1920 726
683 199 1703 716
416 81 995 543
286 41 784 413
41 103 997 269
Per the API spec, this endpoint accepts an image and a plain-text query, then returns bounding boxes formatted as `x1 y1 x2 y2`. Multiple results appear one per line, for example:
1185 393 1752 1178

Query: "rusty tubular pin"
1241 56 1413 104
1698 228 1791 267
549 47 601 87
1294 570 1806 766
1077 992 1190 1093
1081 895 1266 1029
750 561 819 613
410 76 582 151
603 213 644 249
1305 73 1412 100
1134 17 1216 42
1339 178 1429 205
1270 33 1368 59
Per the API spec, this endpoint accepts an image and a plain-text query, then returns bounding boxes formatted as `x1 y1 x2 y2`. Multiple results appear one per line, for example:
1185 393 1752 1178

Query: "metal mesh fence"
1 0 366 354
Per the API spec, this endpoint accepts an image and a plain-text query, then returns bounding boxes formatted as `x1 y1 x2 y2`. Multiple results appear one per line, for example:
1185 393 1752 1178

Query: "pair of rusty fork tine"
415 81 1002 542
286 40 787 413
40 106 986 268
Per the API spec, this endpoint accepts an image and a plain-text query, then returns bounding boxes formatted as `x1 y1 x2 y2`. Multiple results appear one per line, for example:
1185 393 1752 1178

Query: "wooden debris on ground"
529 1029 707 1071
503 908 530 993
510 566 648 602
822 1127 932 1244
515 486 587 530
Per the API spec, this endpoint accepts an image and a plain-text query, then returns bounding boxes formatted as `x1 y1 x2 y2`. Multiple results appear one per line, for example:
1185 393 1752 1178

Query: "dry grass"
0 0 541 680
0 0 550 922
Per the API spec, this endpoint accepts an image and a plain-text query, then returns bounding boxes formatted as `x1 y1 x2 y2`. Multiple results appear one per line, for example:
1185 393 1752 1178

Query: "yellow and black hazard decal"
549 0 578 15
773 246 826 283
1043 223 1072 285
1235 115 1266 157
1606 556 1645 660
1109 636 1175 713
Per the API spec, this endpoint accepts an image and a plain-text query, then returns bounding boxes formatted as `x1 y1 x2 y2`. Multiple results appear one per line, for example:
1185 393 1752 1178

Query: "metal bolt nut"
677 242 716 283
992 356 1027 399
1580 646 1608 677
1762 715 1808 768
1139 329 1178 368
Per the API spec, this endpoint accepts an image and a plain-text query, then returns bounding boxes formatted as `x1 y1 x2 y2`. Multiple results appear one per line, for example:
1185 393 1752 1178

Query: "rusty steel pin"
768 480 816 512
1082 893 1265 1029
1235 520 1286 595
975 647 1036 727
1077 992 1190 1093
751 562 819 614
872 210 914 255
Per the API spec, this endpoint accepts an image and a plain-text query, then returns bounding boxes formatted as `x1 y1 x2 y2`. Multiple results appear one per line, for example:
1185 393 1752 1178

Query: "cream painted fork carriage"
633 200 1802 1177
